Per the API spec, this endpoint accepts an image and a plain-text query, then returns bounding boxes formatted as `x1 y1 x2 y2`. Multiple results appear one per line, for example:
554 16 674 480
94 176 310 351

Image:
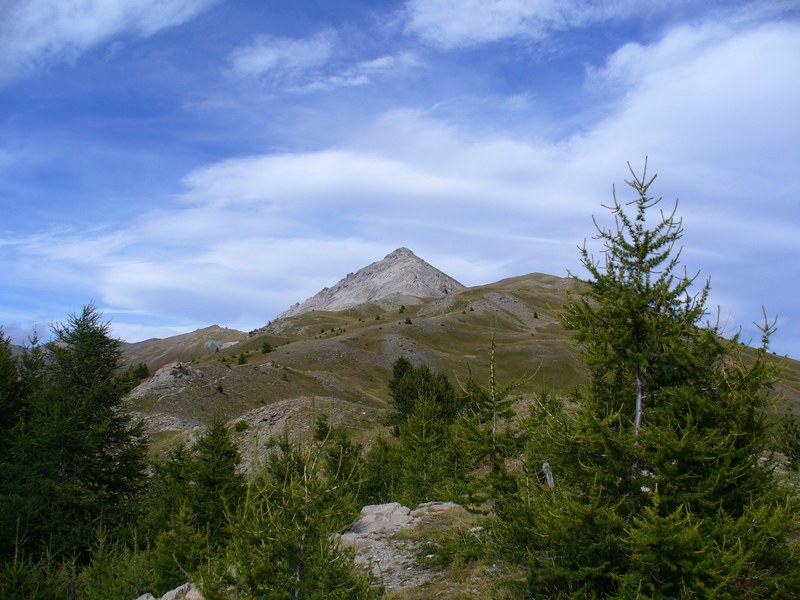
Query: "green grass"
124 272 800 435
387 507 527 599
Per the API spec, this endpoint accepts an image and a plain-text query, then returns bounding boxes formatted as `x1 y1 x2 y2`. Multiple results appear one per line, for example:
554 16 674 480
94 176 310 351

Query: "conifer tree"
387 357 461 429
457 336 519 511
188 413 246 540
2 305 148 562
511 163 799 597
562 159 708 437
201 434 375 599
139 415 245 551
0 331 20 436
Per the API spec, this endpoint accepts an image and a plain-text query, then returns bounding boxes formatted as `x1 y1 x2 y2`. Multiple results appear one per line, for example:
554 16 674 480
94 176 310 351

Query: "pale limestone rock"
278 248 464 319
349 502 413 534
137 582 203 600
339 500 462 593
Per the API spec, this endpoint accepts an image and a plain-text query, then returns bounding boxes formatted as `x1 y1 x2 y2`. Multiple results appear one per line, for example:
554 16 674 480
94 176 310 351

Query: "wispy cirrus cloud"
301 52 420 91
401 0 630 48
229 30 337 79
0 0 219 84
400 0 791 48
229 30 418 92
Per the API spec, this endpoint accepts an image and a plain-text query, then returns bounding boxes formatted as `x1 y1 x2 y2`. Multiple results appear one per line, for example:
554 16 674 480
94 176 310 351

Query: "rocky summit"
278 247 465 318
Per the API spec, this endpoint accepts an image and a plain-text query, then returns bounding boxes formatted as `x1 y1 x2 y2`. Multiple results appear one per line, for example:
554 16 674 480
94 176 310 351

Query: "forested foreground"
2 165 800 599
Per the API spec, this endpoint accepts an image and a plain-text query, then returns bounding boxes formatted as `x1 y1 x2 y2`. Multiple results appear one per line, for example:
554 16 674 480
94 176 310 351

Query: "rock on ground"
135 582 203 600
339 501 461 593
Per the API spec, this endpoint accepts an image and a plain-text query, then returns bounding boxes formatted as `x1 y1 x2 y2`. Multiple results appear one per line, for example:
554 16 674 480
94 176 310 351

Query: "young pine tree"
513 162 799 597
188 413 246 542
456 336 520 512
201 434 376 599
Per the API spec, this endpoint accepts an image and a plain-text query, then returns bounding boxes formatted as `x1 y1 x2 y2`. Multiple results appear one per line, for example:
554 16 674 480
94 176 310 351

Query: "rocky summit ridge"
277 247 465 319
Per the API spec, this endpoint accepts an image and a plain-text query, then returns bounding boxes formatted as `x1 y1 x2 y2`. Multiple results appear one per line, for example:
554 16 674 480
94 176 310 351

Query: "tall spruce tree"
562 160 709 437
511 162 798 597
2 305 148 562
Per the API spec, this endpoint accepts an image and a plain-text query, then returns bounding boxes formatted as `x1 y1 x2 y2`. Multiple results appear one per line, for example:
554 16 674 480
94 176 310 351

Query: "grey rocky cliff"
278 248 464 319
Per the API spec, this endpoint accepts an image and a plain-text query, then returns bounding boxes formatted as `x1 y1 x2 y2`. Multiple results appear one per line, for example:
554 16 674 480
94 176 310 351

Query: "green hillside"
123 271 800 452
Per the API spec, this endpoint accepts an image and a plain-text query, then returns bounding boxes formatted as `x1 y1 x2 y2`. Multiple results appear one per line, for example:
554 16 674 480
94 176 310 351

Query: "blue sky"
1 0 799 357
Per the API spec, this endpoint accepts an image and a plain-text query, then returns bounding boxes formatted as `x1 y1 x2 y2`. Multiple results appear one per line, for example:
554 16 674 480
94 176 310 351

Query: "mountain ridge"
277 247 465 320
121 251 800 450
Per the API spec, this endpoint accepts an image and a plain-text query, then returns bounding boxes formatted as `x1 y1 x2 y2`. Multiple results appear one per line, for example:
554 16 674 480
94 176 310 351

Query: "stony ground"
339 501 462 593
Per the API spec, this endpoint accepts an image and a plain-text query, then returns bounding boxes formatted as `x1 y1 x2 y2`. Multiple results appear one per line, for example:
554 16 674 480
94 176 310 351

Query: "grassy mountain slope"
123 272 800 452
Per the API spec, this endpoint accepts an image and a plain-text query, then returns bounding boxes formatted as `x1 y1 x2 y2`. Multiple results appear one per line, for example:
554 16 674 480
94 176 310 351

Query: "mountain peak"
385 247 415 259
278 248 464 319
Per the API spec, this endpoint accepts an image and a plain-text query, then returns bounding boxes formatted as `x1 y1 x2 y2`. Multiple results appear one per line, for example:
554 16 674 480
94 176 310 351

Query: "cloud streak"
0 0 219 84
229 31 336 79
228 30 419 92
403 0 669 48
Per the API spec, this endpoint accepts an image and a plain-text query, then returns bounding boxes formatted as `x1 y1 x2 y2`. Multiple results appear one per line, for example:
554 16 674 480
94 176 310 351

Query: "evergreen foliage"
455 336 521 511
0 330 21 436
562 161 709 437
0 305 148 563
394 397 464 506
189 414 246 539
504 162 799 597
200 433 377 599
359 433 403 504
139 414 245 550
387 356 462 429
777 413 800 469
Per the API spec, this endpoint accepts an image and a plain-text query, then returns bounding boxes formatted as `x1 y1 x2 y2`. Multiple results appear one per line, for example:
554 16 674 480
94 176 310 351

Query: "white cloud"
583 20 800 202
0 0 219 83
402 0 795 49
403 0 655 48
229 30 418 92
302 52 420 91
229 31 336 78
3 15 798 353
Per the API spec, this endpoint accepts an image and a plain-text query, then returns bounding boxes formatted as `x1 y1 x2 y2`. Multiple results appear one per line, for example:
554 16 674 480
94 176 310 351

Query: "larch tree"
3 305 149 562
562 160 708 437
512 162 799 597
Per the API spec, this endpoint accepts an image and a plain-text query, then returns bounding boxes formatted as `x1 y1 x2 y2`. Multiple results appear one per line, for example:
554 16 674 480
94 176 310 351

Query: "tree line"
2 163 799 598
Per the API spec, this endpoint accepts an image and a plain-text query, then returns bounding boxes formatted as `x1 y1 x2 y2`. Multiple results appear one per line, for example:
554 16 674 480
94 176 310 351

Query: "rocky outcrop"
339 501 462 593
135 582 203 600
127 361 204 400
278 248 465 319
